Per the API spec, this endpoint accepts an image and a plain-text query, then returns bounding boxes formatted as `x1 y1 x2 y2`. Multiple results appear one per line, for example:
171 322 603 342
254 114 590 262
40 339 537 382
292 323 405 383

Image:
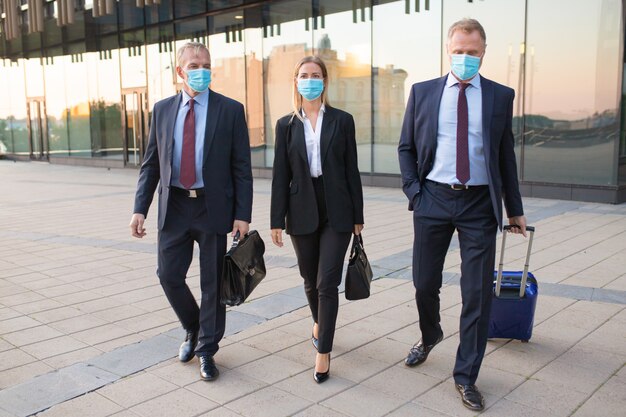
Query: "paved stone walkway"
0 161 624 416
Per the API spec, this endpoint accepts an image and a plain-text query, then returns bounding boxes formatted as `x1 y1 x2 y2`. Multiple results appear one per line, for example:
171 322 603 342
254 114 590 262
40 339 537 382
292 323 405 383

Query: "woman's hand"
271 228 284 247
353 224 364 235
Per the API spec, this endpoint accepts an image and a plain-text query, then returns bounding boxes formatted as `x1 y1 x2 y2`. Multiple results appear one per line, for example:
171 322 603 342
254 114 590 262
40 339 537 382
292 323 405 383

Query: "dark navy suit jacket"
398 74 523 229
133 90 253 234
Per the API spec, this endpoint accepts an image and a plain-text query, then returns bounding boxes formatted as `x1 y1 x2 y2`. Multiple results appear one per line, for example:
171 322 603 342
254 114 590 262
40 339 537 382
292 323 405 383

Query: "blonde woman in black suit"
270 56 364 384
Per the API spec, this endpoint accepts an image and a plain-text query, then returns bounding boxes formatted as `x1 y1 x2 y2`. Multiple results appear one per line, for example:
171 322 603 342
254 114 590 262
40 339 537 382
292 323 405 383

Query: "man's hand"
129 213 146 238
353 224 364 235
508 216 527 237
271 228 283 247
232 220 250 237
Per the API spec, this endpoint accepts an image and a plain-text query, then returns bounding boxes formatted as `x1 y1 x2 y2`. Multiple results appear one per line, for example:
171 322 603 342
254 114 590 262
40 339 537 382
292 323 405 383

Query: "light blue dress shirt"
427 73 489 186
171 89 208 189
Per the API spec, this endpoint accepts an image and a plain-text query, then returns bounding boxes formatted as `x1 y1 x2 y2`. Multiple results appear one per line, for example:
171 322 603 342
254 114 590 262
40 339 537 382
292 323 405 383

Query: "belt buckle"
450 184 468 191
188 189 198 198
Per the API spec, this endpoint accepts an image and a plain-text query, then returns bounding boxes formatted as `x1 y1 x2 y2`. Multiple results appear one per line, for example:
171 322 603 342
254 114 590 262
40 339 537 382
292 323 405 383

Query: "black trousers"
157 191 227 357
290 177 352 354
412 180 497 385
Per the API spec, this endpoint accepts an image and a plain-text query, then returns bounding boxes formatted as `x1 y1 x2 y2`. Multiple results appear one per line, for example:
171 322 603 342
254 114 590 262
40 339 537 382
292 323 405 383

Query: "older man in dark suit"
129 42 252 381
398 19 527 411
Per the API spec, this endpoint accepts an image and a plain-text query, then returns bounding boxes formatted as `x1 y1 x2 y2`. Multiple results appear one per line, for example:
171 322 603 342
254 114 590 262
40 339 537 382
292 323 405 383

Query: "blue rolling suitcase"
488 225 537 342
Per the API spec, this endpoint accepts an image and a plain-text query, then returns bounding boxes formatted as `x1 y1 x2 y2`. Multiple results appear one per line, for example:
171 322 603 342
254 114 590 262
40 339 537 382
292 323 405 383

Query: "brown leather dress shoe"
455 384 484 411
404 332 443 367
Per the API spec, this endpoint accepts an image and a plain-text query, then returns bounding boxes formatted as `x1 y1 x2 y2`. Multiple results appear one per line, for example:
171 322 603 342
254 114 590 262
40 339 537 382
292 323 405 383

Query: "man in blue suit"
129 42 253 381
398 19 526 411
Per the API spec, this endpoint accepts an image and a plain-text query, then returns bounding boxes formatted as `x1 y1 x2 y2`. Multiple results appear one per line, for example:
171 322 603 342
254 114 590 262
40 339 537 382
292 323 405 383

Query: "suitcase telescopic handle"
496 225 535 298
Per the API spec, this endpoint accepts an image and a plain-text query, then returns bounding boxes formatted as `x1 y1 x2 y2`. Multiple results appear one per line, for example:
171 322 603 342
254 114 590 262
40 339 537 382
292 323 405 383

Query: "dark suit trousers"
157 191 227 357
290 177 352 354
412 180 497 385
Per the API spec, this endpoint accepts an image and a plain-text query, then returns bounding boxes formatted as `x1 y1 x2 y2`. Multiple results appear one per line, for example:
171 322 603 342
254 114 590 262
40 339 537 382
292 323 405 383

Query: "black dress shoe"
313 354 331 384
199 355 219 381
404 331 443 367
179 330 198 363
455 384 484 411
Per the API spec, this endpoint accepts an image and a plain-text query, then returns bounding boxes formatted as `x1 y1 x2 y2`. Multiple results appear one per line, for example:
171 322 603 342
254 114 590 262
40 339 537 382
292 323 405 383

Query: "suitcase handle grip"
503 225 535 232
496 225 535 298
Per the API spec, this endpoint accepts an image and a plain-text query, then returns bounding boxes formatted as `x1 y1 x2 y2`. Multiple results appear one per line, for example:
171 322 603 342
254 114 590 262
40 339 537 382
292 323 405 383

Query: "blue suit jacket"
133 90 253 234
398 75 523 229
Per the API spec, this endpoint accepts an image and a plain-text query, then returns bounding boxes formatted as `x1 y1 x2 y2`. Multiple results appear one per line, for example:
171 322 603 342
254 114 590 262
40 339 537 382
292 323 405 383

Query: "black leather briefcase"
220 230 266 307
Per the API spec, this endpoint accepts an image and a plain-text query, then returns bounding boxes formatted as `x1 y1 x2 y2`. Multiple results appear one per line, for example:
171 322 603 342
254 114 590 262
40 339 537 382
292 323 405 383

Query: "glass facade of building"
0 0 624 202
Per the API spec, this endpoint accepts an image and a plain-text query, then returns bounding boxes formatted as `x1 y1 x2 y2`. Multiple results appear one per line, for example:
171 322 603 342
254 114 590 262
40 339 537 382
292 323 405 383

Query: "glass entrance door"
122 89 149 166
27 98 48 160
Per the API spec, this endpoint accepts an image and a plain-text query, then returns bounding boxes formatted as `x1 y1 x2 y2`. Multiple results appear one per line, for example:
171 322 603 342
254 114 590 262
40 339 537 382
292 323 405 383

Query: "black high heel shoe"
314 354 331 384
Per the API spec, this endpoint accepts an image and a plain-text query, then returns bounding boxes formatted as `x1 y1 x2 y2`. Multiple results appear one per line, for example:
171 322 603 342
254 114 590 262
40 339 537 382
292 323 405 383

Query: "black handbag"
220 230 266 307
345 234 373 300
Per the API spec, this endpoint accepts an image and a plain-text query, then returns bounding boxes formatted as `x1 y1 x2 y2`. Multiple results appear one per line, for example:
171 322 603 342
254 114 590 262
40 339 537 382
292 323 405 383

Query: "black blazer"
271 106 364 235
133 90 253 234
398 75 523 229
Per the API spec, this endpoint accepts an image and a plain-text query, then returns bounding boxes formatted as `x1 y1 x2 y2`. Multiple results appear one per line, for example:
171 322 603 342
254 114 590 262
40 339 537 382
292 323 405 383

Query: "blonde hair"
176 41 210 67
447 18 487 45
291 56 329 122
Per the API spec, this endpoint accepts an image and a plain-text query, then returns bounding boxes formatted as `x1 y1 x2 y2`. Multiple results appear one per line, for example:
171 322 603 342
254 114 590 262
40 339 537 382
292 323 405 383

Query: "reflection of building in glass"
0 0 624 201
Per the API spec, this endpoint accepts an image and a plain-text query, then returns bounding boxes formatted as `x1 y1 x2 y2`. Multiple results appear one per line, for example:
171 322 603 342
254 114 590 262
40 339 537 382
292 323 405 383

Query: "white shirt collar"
301 103 326 119
446 73 481 90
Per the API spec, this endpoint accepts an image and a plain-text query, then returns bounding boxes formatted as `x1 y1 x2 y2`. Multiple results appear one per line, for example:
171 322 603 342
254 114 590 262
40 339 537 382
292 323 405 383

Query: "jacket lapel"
203 89 221 165
165 93 182 166
481 76 494 169
320 107 336 165
429 75 448 150
291 117 310 169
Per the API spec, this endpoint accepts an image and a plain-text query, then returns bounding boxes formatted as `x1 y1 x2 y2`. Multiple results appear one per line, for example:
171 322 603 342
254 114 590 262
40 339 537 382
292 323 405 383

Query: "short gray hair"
176 42 210 67
447 18 486 45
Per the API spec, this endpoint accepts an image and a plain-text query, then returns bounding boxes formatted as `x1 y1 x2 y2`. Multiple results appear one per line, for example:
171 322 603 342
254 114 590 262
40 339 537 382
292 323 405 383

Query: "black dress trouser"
157 190 227 357
290 177 352 354
412 180 498 385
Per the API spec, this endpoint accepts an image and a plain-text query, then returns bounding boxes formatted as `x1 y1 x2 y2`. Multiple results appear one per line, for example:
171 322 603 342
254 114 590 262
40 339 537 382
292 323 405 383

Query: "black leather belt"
426 180 488 191
171 187 205 198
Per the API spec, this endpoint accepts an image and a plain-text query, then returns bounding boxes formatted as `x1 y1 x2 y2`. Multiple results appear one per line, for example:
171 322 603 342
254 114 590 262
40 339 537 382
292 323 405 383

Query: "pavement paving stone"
387 403 451 417
98 372 178 408
360 366 440 401
129 388 219 417
321 384 408 417
198 407 244 417
481 399 560 417
186 369 267 404
275 370 354 403
240 329 306 354
41 346 103 370
2 325 64 347
225 386 312 417
0 361 54 390
215 340 269 370
0 349 36 372
505 379 590 417
0 308 21 322
293 404 351 417
234 354 309 385
0 316 42 334
35 392 123 417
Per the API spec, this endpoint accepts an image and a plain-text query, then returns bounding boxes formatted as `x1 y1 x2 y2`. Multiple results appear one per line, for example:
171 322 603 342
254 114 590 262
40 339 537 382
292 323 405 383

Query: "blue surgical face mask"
450 54 481 81
297 78 324 101
185 68 211 92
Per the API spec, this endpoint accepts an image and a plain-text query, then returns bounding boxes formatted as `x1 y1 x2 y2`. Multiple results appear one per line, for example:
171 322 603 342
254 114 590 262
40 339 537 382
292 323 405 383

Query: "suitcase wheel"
521 339 529 343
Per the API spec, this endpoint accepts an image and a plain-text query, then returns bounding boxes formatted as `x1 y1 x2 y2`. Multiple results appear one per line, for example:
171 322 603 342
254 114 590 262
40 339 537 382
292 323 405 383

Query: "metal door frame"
121 87 149 166
26 97 48 160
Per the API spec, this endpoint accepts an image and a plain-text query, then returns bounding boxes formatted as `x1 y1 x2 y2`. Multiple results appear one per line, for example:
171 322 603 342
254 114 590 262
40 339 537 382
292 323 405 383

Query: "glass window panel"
44 50 70 157
314 0 372 173
261 0 313 167
0 61 15 153
64 47 92 157
174 0 206 19
146 26 177 110
145 0 173 24
524 0 621 186
7 60 29 155
24 57 45 98
87 40 123 159
244 14 265 167
372 0 442 174
118 0 145 30
120 30 147 89
208 12 246 108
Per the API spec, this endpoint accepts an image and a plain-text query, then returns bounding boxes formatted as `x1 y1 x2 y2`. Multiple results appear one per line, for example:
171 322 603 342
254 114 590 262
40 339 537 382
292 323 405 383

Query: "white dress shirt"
427 73 489 185
171 89 209 189
302 104 325 178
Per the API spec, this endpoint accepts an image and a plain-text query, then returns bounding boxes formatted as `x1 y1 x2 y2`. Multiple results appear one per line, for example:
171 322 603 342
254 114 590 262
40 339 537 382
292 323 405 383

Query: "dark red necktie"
456 83 470 184
180 98 196 189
